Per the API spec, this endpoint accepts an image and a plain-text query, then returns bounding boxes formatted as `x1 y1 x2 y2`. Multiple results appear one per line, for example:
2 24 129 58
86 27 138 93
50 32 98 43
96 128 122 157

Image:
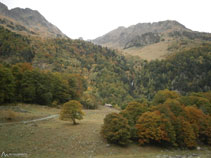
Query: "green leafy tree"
200 116 211 145
101 113 131 146
152 89 180 105
60 100 84 125
179 94 211 115
0 65 15 104
121 101 148 139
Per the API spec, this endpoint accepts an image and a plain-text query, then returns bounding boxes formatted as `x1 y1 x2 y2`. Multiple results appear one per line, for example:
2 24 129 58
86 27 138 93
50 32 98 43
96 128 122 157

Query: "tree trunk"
72 118 77 125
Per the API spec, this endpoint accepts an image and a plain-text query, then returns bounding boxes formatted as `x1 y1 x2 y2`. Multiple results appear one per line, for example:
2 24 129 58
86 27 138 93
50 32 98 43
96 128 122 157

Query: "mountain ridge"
0 2 66 38
93 20 189 47
93 20 211 60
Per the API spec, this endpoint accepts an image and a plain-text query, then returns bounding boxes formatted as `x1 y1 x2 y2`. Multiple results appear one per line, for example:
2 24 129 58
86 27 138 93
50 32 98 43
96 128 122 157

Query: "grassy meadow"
0 104 210 158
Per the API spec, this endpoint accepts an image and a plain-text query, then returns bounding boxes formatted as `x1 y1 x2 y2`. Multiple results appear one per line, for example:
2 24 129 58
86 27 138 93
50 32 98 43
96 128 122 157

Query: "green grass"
0 104 210 158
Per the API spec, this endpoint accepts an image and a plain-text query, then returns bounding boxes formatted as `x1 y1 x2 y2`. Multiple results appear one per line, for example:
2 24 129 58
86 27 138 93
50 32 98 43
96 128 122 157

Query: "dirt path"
0 114 59 125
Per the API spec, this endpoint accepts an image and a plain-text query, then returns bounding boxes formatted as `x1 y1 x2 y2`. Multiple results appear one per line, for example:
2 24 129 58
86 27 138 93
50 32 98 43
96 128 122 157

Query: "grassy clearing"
122 41 170 61
121 40 211 61
0 104 58 123
0 104 210 158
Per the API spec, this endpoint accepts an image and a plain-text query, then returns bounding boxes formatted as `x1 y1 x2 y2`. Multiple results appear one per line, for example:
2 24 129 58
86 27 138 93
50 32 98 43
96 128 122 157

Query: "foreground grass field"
0 104 210 158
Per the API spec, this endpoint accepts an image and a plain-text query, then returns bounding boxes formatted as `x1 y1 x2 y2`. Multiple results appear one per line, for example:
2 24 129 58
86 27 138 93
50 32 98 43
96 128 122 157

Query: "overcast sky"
0 0 211 39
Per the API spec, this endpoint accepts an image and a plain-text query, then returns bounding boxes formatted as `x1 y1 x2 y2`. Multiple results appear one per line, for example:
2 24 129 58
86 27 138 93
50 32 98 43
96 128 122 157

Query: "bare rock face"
124 32 161 49
0 2 9 15
0 2 66 38
93 20 189 48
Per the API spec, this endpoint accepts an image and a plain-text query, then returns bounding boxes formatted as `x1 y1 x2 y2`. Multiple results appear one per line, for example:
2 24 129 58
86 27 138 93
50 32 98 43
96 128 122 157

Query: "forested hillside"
0 25 211 108
132 45 211 100
0 26 133 107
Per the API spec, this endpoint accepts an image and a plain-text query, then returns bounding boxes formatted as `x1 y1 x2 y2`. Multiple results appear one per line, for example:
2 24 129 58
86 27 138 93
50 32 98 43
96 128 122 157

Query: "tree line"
0 63 86 106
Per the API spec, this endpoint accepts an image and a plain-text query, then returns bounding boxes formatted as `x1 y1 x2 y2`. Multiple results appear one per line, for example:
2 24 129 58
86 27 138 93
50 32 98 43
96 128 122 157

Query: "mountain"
93 20 211 60
0 2 210 107
0 2 66 38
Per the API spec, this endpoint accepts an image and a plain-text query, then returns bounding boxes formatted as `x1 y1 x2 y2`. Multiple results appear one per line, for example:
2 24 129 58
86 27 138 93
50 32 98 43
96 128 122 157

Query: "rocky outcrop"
0 2 66 38
93 20 189 48
124 32 161 49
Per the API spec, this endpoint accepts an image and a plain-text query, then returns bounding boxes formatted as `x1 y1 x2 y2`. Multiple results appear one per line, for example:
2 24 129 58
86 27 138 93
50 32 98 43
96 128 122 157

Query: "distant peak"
0 2 8 11
0 2 66 38
117 26 126 29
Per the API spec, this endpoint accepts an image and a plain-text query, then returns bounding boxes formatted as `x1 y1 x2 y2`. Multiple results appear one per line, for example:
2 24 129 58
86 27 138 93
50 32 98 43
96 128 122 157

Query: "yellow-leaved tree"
60 100 84 125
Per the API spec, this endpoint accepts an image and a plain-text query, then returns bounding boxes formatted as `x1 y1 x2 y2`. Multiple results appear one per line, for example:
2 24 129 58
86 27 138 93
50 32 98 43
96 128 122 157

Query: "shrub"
0 110 17 121
101 112 131 146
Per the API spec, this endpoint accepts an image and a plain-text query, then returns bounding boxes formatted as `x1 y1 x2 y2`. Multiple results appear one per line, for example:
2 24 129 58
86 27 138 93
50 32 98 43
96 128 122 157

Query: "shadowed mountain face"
0 2 66 38
93 20 211 60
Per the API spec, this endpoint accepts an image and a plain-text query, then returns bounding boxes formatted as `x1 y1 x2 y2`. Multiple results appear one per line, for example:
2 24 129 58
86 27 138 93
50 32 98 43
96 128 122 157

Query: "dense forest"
0 63 86 106
0 26 211 109
0 26 133 107
132 44 211 100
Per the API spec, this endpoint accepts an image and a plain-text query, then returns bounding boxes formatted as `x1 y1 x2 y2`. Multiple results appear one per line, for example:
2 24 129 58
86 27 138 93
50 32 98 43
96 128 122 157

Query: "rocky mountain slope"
0 2 66 38
93 20 211 60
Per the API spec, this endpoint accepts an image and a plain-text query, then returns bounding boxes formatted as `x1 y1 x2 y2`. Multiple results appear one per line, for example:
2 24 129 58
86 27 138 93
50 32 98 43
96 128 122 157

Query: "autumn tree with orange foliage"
136 110 176 146
136 97 211 148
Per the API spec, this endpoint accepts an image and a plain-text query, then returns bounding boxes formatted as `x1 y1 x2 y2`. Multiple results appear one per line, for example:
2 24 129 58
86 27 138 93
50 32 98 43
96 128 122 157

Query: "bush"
0 110 17 121
101 113 131 146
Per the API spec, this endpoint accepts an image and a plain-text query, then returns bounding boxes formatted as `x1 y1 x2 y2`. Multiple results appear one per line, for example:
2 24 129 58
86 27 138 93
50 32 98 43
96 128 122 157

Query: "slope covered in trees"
132 44 211 100
0 26 211 108
0 27 133 106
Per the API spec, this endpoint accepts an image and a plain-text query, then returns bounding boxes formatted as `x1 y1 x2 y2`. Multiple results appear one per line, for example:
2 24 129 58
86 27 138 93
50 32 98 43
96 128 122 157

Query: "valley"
0 2 211 158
